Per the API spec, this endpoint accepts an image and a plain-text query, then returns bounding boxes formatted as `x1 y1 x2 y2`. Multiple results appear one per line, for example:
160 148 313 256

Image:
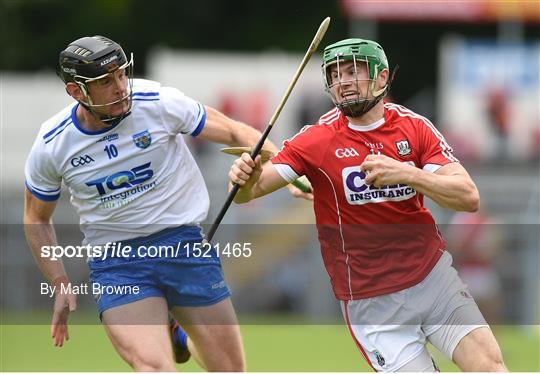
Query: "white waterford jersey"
25 79 209 245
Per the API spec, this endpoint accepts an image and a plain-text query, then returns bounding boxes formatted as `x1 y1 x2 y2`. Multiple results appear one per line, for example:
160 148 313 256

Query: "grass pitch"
1 312 538 371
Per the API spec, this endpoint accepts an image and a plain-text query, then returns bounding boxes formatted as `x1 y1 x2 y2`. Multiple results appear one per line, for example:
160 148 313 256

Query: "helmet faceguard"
58 36 134 124
322 38 390 118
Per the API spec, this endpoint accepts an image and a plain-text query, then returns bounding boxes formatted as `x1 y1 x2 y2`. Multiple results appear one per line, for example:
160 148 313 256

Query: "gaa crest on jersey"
132 130 152 149
395 140 411 157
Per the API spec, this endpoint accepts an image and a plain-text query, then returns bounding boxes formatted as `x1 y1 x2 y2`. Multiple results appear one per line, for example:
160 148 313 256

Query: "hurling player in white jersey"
23 36 308 371
229 39 507 371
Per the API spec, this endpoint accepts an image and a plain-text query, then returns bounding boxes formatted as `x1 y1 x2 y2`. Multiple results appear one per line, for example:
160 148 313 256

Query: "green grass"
1 313 538 371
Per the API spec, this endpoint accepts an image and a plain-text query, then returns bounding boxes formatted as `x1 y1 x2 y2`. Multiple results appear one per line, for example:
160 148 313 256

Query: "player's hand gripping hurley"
206 17 331 242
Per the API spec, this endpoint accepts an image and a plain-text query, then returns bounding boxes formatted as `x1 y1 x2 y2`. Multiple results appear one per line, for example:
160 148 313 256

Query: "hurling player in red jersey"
229 39 506 372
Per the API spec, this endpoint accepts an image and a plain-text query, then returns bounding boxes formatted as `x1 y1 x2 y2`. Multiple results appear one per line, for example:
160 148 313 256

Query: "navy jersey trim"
132 92 159 97
71 103 126 136
25 182 61 201
44 120 73 144
132 92 160 102
43 116 71 140
191 104 206 137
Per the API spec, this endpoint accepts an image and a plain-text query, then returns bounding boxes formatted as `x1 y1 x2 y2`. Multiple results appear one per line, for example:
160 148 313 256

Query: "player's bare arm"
360 154 479 212
205 106 312 199
24 190 77 347
199 105 279 153
23 191 65 283
229 152 297 203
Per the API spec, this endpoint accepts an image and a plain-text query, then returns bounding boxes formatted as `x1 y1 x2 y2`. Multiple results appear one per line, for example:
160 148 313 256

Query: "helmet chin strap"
336 85 386 118
77 82 131 126
79 98 131 125
337 65 398 118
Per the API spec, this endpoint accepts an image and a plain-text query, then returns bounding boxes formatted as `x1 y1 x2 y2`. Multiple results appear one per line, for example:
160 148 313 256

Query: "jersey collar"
347 117 385 132
71 103 129 135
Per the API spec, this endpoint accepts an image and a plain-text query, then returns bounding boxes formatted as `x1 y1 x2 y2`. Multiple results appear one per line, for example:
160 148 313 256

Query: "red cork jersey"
272 103 458 300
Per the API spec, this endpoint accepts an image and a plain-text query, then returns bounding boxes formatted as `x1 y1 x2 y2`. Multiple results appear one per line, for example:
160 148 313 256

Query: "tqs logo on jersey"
396 139 412 157
132 130 152 149
70 155 95 168
86 162 154 195
335 148 360 158
342 165 416 205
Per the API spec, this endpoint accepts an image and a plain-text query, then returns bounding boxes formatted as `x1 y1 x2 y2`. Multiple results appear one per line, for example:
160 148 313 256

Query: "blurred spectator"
446 210 504 324
297 93 333 131
532 122 540 161
485 87 510 160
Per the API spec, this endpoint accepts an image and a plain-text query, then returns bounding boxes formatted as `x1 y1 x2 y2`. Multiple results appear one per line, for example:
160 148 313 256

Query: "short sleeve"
419 120 459 173
160 87 206 136
25 143 61 201
271 125 324 182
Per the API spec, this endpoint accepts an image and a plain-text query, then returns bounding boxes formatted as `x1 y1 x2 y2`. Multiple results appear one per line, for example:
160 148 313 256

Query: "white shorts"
341 251 488 372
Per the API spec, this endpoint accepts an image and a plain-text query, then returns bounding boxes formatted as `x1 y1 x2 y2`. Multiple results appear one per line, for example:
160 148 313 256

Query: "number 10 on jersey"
104 144 119 159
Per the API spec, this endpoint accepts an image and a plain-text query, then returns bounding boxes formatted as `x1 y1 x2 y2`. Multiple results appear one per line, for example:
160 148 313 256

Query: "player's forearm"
23 220 69 284
231 182 254 204
204 106 279 152
232 170 288 204
230 120 279 153
405 168 479 212
231 180 269 204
